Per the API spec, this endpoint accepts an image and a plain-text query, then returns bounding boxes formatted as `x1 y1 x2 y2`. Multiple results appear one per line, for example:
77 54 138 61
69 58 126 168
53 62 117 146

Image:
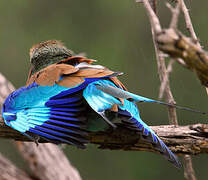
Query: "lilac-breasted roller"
2 40 194 169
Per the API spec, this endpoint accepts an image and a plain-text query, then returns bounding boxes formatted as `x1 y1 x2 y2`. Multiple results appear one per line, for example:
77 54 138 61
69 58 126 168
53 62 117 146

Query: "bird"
3 40 202 169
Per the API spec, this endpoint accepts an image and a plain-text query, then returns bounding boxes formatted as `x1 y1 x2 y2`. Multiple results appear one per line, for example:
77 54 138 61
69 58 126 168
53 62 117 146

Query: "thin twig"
142 0 178 125
159 59 174 99
175 58 187 68
166 2 181 29
158 1 180 99
183 155 197 180
151 28 178 125
142 0 162 33
180 0 200 47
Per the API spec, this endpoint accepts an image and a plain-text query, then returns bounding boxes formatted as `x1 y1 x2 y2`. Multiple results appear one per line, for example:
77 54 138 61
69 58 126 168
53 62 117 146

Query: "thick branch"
1 119 208 155
90 123 208 155
16 142 82 180
0 153 32 180
157 28 208 87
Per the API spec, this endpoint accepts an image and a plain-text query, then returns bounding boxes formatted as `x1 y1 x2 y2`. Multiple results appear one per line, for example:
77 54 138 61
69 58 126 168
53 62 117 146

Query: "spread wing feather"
83 79 181 168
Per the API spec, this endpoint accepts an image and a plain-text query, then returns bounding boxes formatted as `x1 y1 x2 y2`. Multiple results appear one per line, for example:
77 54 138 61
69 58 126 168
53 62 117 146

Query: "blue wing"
83 80 182 168
2 81 91 148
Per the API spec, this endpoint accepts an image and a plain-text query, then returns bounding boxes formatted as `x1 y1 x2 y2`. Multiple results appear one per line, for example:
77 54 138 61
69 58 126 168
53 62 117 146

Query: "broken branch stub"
156 28 208 86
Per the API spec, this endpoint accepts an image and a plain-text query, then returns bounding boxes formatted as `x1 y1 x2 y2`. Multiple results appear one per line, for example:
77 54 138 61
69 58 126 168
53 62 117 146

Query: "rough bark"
1 120 208 155
90 123 208 155
16 142 82 180
156 28 208 87
0 153 32 180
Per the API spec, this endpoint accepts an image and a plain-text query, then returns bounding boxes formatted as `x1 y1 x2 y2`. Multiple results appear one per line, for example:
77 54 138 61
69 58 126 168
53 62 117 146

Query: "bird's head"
29 40 74 74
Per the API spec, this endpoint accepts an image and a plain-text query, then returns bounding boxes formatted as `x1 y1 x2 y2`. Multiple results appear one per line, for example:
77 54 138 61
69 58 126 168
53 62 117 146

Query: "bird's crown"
29 40 74 74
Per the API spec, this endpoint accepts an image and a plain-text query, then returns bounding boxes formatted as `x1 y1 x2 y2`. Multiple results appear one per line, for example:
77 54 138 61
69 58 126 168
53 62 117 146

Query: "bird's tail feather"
96 84 206 115
121 114 182 169
155 136 182 169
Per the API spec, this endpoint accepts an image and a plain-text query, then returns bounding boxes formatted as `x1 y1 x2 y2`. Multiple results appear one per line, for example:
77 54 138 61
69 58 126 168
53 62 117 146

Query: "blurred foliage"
0 0 208 179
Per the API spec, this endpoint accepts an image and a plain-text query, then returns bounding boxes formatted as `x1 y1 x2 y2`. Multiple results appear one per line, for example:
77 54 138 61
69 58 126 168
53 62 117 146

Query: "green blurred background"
0 0 208 179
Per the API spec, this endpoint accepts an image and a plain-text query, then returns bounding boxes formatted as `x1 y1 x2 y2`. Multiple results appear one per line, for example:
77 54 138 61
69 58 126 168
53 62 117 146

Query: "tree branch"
16 142 82 180
0 153 33 180
156 28 208 87
180 0 200 47
91 123 208 155
1 118 208 155
183 155 197 180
